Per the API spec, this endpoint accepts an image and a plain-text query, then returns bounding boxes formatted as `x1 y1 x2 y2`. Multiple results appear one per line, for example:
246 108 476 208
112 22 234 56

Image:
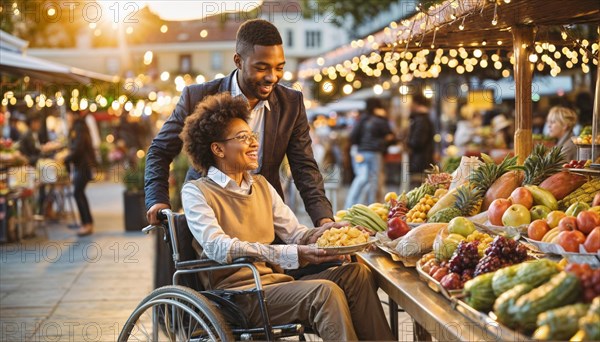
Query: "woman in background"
64 111 96 236
546 106 577 161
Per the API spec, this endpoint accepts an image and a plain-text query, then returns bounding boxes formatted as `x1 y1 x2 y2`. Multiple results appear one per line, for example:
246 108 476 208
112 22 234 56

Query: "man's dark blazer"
145 71 333 225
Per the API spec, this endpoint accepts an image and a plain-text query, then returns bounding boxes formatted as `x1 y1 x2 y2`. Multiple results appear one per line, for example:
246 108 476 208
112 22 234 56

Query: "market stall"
0 30 119 242
310 2 600 334
299 0 600 164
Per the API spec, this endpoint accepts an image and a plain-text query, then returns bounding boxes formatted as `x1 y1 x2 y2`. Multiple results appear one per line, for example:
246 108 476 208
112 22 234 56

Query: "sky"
98 1 264 21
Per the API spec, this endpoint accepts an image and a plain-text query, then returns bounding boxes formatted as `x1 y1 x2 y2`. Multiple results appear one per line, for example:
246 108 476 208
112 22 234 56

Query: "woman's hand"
297 245 350 266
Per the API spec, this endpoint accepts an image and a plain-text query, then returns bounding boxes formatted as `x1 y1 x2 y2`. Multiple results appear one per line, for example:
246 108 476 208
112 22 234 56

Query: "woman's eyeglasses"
219 132 259 145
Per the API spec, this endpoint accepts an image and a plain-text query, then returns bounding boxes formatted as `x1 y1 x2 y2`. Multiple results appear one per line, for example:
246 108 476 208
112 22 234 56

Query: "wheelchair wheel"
118 285 234 342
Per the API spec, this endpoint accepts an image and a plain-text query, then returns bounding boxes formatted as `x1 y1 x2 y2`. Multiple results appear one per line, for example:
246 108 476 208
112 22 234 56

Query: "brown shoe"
77 225 93 237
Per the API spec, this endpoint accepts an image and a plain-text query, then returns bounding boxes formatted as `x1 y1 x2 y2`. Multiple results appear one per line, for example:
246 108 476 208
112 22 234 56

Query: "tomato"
556 230 585 252
576 211 600 235
558 216 578 231
583 227 600 253
527 219 550 241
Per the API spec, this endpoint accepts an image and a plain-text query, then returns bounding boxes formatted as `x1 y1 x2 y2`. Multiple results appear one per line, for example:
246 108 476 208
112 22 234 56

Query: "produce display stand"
357 250 529 341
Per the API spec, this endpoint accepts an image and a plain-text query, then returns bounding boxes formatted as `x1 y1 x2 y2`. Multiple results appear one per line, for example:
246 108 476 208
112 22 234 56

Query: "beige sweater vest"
190 176 294 289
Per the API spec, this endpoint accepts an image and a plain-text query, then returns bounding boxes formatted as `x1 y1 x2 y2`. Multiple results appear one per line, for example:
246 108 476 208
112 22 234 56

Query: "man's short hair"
236 19 282 57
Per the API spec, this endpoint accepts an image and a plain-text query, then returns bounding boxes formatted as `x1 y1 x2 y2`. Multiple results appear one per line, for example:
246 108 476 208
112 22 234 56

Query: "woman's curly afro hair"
180 92 250 173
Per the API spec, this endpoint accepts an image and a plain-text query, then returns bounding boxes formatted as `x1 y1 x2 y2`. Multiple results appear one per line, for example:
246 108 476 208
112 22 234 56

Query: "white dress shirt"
230 70 270 171
182 167 311 269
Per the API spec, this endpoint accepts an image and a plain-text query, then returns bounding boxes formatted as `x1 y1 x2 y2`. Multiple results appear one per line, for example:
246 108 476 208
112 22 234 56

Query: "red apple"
576 211 600 235
558 216 578 232
387 217 410 240
583 227 600 253
509 187 534 209
488 198 512 226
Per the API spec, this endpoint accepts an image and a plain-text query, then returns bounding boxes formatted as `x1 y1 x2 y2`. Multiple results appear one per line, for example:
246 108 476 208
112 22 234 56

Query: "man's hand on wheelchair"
147 203 170 225
297 245 350 266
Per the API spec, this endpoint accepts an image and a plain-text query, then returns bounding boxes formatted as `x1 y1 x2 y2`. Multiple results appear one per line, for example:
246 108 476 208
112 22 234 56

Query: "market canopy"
0 48 119 84
300 0 600 72
299 0 600 164
0 30 119 84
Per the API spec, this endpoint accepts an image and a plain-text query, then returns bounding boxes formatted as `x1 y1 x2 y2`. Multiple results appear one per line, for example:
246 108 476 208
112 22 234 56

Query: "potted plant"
123 155 147 231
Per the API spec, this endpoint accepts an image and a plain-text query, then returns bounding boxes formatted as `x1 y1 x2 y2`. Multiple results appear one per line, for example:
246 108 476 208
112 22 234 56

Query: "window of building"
286 29 294 48
211 52 223 71
305 30 321 49
179 54 192 73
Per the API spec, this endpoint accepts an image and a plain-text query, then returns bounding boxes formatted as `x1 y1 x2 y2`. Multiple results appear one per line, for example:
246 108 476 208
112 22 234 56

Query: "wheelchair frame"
118 208 306 341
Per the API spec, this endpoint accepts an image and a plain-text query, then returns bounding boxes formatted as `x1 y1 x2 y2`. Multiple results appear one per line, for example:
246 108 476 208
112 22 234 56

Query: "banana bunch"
368 202 389 221
335 204 387 232
542 227 561 243
559 178 600 210
406 183 437 209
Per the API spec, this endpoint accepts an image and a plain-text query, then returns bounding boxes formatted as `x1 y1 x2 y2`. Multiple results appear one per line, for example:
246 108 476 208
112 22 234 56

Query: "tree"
301 0 400 28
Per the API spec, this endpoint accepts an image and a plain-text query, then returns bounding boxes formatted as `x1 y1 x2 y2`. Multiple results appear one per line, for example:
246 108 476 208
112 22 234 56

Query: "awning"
0 47 119 84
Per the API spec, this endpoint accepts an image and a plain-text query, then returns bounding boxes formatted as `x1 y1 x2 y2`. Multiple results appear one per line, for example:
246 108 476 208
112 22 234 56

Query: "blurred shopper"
491 114 512 149
8 113 21 142
454 110 483 155
64 111 96 236
546 106 577 161
18 113 44 166
344 98 395 208
407 94 434 174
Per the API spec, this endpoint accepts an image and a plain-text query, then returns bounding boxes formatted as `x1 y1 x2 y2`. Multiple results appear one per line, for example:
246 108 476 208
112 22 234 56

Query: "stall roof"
299 0 600 72
0 30 119 84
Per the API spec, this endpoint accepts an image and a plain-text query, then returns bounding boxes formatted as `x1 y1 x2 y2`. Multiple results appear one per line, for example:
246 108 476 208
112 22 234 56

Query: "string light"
491 3 498 26
459 17 465 30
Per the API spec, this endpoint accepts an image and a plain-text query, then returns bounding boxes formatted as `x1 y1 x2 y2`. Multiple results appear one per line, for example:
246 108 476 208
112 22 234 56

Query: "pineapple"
428 185 483 223
522 145 566 186
468 154 520 193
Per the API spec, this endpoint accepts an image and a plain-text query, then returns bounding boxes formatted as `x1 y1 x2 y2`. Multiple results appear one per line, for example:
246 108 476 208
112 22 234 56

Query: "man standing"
144 19 334 285
407 94 434 175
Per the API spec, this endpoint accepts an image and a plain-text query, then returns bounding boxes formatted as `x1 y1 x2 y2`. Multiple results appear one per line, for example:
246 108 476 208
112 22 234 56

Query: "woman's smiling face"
216 118 259 172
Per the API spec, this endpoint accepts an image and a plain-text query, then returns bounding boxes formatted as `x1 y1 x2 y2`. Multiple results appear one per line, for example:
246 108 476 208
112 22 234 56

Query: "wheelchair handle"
141 208 172 234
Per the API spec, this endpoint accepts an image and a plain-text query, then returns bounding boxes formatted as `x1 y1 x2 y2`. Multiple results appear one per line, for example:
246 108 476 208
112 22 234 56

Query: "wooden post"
512 26 535 165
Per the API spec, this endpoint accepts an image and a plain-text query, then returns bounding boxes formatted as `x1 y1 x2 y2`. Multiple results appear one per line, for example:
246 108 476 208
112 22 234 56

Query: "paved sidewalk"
1 181 153 342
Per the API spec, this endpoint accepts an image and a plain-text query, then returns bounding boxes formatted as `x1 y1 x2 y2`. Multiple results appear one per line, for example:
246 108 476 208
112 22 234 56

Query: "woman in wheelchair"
179 92 394 341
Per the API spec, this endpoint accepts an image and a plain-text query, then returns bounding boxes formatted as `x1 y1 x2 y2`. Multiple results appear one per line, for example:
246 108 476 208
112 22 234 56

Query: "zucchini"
493 283 533 328
532 303 589 340
510 271 580 332
491 259 558 296
463 272 496 312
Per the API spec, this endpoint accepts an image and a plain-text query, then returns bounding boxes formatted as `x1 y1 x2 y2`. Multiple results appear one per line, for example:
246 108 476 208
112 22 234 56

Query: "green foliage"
123 155 145 193
300 0 399 28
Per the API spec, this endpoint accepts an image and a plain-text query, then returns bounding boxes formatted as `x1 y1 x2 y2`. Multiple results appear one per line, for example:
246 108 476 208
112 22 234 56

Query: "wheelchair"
118 208 308 341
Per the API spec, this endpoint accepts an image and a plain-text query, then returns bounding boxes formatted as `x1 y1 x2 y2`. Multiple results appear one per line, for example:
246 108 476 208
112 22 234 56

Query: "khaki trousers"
234 263 395 341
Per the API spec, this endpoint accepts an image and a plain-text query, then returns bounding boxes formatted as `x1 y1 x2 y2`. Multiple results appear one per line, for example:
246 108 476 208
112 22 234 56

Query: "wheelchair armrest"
231 256 258 264
175 259 220 270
